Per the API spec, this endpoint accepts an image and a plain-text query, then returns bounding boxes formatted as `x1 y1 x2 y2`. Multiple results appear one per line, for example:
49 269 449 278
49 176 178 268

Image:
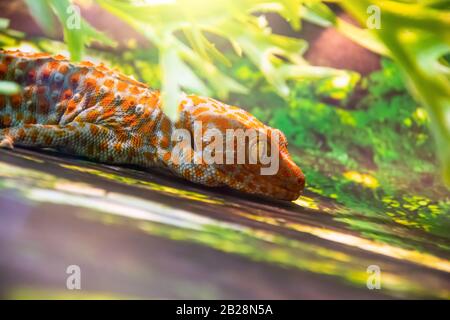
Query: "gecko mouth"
216 160 305 201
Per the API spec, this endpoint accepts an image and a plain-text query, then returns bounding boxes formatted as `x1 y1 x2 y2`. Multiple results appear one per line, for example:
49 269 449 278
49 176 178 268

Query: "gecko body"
0 50 304 200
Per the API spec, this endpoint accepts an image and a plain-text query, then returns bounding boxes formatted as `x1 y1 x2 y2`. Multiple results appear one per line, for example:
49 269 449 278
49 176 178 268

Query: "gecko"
0 49 305 200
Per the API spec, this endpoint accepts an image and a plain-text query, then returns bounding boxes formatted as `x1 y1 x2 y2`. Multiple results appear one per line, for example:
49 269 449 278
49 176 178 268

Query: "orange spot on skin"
163 152 171 162
190 95 205 105
85 94 98 109
212 117 230 130
118 73 144 87
24 116 36 124
48 61 59 69
62 89 73 100
144 152 154 161
44 135 53 145
11 94 22 109
160 118 171 133
139 119 157 135
79 61 94 67
17 61 28 70
69 73 80 86
117 81 128 92
59 64 69 74
123 97 136 111
37 86 46 95
131 136 143 149
101 107 115 120
116 130 128 142
92 70 104 78
192 107 210 116
149 92 160 106
27 69 36 83
0 63 8 78
97 141 107 152
100 92 114 106
97 64 108 72
17 128 26 140
66 100 77 113
247 182 256 190
1 114 11 127
130 86 141 95
15 112 23 122
38 98 50 114
54 54 67 61
41 67 52 80
159 136 170 149
103 79 114 88
86 111 100 123
84 78 97 89
150 135 159 146
114 143 122 153
138 96 151 105
30 130 38 143
33 52 51 59
123 114 137 125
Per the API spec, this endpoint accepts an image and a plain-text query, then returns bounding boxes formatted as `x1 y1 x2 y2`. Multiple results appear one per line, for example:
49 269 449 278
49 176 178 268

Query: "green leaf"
303 2 336 27
41 0 115 61
0 81 21 95
0 18 10 30
342 0 450 185
279 0 302 30
160 41 210 121
24 0 57 36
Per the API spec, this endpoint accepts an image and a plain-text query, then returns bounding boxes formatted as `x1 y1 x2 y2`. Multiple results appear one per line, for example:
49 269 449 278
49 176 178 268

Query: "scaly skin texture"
0 50 305 200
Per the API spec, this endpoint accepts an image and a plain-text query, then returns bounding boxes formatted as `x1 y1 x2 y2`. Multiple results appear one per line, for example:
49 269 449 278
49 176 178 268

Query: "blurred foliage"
23 0 354 120
0 18 22 95
340 0 450 191
24 0 115 60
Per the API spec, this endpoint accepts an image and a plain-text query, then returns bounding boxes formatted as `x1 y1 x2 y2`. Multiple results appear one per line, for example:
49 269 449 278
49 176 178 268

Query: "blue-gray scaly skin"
0 50 305 200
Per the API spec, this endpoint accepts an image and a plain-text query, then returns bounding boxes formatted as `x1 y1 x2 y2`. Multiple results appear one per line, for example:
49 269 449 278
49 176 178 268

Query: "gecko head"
180 95 305 201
